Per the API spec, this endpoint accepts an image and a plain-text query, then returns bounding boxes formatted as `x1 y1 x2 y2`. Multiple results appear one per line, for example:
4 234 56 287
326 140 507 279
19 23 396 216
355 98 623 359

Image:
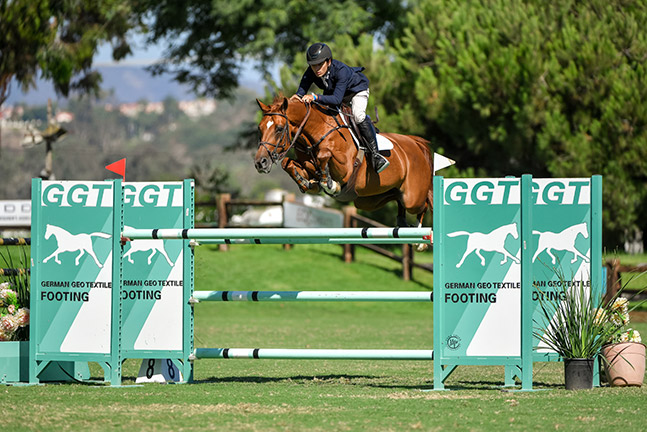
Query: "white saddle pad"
376 134 394 151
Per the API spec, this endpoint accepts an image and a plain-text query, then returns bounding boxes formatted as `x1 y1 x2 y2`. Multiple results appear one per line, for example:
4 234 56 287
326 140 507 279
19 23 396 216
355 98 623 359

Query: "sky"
6 38 277 105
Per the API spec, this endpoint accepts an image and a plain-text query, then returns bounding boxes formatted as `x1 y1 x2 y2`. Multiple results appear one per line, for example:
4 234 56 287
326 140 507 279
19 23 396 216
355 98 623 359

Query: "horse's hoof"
416 243 429 252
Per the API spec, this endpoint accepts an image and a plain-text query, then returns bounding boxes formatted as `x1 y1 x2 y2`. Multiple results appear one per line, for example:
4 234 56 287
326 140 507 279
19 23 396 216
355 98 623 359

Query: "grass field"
3 244 647 431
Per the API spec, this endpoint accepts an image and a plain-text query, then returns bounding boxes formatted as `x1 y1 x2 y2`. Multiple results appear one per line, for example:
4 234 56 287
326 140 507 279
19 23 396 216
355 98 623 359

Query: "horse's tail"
532 230 542 235
90 232 111 239
447 231 471 237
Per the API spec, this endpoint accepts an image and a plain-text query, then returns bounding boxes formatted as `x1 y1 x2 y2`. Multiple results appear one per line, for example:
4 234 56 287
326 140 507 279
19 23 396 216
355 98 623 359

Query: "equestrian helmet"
306 43 332 65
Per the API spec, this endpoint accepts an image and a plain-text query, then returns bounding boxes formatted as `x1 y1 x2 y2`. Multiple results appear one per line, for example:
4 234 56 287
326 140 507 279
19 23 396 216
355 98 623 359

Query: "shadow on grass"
425 379 564 391
192 373 427 388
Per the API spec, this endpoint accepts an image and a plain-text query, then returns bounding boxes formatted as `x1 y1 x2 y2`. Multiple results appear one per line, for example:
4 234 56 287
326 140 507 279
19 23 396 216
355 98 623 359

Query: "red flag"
105 158 126 180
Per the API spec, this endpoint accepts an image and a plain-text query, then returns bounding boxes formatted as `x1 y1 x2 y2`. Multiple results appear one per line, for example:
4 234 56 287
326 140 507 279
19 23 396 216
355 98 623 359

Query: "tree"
0 0 141 103
0 0 142 156
133 0 407 99
338 0 647 249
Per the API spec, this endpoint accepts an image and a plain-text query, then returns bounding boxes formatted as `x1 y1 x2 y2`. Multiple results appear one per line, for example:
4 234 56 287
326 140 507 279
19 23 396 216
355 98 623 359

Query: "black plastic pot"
564 358 594 390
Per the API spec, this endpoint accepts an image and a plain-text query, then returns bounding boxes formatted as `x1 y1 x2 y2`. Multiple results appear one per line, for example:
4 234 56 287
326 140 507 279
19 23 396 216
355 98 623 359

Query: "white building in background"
229 189 340 228
178 99 216 118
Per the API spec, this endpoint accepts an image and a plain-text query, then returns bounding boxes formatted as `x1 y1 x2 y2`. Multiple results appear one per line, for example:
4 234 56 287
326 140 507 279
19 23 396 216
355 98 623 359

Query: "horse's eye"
275 126 284 132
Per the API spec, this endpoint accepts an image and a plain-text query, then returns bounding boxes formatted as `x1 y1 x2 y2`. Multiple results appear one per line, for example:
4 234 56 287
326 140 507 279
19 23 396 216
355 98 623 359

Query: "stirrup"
374 154 389 173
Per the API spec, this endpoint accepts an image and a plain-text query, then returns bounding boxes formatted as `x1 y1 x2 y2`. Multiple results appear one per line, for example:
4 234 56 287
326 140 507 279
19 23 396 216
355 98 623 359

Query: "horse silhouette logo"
43 224 111 268
447 223 520 268
123 226 174 266
532 222 589 264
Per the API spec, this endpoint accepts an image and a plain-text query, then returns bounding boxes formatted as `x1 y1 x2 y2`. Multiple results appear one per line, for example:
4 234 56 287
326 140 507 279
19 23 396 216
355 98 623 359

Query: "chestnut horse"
254 97 434 227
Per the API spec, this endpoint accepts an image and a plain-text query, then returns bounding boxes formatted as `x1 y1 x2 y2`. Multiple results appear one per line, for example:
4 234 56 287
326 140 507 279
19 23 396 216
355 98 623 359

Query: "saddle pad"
376 134 394 151
337 107 393 152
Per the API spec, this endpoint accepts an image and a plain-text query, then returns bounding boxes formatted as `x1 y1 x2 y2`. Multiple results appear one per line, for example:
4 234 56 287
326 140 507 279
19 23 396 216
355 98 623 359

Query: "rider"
291 42 389 173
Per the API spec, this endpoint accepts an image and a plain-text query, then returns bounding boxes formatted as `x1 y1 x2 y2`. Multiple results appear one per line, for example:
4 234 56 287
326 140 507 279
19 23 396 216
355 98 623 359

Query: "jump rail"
192 348 434 360
192 290 433 302
122 227 432 244
0 238 31 245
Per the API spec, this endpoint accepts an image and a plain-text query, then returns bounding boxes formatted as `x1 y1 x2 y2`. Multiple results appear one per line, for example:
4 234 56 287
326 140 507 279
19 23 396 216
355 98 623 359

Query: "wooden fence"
605 259 647 302
341 207 432 281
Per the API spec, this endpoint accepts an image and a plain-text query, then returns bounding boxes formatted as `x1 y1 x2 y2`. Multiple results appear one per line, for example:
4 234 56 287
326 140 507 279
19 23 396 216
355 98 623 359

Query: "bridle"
258 101 352 176
258 104 312 164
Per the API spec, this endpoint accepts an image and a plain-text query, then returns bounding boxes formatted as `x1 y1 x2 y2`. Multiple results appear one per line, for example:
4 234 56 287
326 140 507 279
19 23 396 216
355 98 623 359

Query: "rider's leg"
351 90 389 173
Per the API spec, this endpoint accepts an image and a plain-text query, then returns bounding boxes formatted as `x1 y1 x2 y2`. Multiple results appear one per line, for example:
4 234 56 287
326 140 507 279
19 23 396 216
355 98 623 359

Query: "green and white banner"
30 179 194 385
30 179 122 384
121 181 192 357
433 175 602 390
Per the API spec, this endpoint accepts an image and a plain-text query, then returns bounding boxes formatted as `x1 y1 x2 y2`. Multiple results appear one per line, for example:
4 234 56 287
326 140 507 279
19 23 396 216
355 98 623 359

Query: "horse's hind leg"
159 248 174 266
86 248 103 268
148 249 157 265
123 249 135 264
397 201 408 227
75 249 86 265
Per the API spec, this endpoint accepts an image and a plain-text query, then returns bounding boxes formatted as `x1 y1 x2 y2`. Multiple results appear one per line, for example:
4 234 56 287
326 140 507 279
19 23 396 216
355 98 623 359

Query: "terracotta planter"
602 342 646 387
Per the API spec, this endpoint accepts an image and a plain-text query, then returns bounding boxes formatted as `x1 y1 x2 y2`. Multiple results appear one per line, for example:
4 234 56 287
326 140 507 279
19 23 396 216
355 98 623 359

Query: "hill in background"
5 65 266 105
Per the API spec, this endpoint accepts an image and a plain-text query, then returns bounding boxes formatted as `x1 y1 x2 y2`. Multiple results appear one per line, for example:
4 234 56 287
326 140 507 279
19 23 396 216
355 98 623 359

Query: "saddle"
338 105 379 150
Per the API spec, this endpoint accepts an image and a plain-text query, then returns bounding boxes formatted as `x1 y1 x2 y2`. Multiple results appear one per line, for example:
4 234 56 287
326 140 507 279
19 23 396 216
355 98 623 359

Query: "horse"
122 226 175 266
532 222 590 264
43 224 111 268
254 97 434 228
447 223 520 268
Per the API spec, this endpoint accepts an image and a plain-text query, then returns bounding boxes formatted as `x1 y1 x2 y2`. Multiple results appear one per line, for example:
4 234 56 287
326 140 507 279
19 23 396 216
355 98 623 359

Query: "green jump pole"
192 238 429 245
122 227 432 242
193 290 433 302
193 348 434 360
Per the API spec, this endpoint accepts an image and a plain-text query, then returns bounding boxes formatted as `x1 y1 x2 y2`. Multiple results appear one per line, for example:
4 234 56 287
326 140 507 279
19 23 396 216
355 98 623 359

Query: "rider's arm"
296 68 315 97
316 64 350 106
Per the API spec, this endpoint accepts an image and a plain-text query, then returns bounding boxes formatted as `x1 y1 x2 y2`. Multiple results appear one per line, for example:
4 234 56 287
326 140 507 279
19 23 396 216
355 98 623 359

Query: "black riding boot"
358 117 389 173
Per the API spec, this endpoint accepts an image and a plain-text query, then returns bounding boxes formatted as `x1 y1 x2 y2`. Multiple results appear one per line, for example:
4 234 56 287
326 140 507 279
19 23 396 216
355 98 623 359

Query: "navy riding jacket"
296 59 369 107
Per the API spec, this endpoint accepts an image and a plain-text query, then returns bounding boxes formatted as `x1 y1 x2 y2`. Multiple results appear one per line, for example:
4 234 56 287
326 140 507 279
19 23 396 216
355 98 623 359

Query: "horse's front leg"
281 158 320 194
317 154 341 196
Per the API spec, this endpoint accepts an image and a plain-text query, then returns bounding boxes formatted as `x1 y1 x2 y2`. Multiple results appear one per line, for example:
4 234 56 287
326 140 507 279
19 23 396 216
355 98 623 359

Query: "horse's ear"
256 98 270 113
281 97 289 112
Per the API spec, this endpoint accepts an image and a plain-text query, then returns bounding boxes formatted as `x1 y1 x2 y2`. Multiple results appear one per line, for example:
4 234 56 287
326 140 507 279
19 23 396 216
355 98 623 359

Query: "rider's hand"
301 94 316 104
290 94 303 102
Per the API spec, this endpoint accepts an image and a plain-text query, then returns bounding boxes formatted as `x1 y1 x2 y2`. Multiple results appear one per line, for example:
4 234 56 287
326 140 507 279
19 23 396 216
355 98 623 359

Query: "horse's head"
44 224 53 240
577 222 589 239
255 97 293 174
510 223 519 239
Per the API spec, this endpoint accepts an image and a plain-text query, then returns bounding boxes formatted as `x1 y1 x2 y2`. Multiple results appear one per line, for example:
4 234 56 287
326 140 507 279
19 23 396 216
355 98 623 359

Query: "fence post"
605 258 621 303
402 244 412 281
343 207 356 263
217 193 230 251
282 194 295 251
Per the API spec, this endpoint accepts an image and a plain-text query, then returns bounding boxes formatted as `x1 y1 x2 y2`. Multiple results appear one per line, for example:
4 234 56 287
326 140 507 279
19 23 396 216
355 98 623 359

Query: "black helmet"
306 43 332 65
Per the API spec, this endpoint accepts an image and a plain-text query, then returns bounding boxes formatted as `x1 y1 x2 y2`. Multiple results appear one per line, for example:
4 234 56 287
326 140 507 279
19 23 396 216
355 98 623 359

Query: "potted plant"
0 281 30 341
533 269 623 390
0 244 32 383
599 297 646 387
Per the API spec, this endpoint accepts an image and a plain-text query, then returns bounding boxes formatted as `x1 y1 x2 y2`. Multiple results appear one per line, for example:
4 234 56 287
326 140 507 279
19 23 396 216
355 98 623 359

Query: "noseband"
259 104 312 164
